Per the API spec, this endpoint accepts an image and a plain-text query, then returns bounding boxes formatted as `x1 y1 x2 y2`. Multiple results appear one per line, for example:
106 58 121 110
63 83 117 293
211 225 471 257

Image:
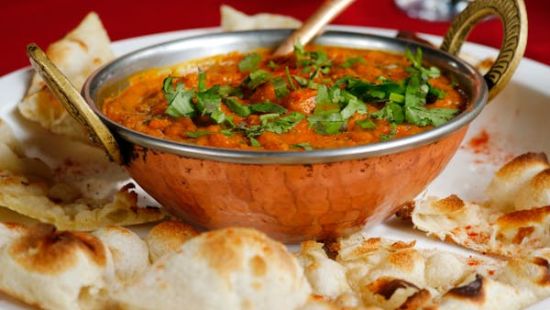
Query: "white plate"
0 26 549 309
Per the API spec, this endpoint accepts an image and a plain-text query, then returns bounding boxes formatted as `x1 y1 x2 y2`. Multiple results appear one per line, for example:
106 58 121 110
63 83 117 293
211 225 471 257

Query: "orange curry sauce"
102 46 465 151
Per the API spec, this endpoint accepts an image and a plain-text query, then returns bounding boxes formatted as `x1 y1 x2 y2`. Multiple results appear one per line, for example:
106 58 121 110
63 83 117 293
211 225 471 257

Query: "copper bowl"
29 0 527 242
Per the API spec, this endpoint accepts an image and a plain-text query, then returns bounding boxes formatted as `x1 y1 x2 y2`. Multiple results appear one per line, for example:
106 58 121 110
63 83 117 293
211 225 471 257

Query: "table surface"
1 0 549 76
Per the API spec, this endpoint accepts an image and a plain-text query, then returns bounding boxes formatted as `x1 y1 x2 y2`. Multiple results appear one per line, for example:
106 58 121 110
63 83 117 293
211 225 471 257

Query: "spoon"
273 0 357 57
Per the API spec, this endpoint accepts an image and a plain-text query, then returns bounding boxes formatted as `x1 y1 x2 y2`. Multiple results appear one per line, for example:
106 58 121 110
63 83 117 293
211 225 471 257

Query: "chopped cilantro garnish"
261 112 304 134
268 60 279 70
272 77 289 98
238 53 261 72
405 47 440 79
355 118 376 130
285 66 297 90
294 43 332 75
427 84 446 103
372 102 405 124
249 136 261 147
405 106 458 127
293 143 313 151
246 69 271 89
308 85 367 135
292 75 309 87
341 57 365 68
224 97 251 117
249 102 287 114
380 124 398 141
186 130 211 138
163 77 196 118
308 112 345 135
340 96 367 120
197 70 207 92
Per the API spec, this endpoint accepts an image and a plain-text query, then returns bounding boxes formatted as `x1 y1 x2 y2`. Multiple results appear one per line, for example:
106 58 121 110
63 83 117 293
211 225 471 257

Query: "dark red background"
1 0 548 76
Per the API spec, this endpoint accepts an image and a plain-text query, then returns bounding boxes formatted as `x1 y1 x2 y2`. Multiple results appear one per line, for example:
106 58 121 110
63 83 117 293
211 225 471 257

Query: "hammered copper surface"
127 128 466 242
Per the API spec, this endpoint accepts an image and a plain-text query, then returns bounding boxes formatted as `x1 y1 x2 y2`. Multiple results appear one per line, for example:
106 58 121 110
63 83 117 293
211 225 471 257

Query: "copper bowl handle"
440 0 527 101
26 44 122 164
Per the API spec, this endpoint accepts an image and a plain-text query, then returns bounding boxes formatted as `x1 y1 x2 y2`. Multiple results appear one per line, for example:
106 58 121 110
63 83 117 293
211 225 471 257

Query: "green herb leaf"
341 57 365 68
272 77 289 98
285 66 297 90
293 143 313 151
372 102 405 124
238 53 261 72
340 97 367 120
308 112 345 135
404 106 458 127
224 97 251 117
380 123 398 141
268 60 279 70
293 75 309 87
355 118 376 130
316 84 331 105
246 69 271 89
427 84 446 103
197 71 207 92
186 130 211 138
261 112 305 134
250 102 287 114
163 77 196 118
293 43 332 75
249 136 261 147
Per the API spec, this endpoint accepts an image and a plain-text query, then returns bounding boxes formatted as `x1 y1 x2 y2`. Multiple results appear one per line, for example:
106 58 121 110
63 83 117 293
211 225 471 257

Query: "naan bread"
400 152 550 257
299 232 550 309
18 12 114 142
0 120 165 230
221 5 302 31
92 226 149 283
114 227 311 310
0 224 114 310
145 220 199 262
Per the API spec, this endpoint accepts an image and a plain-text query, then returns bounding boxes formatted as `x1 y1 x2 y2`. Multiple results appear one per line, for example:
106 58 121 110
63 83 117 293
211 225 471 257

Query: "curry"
102 45 465 151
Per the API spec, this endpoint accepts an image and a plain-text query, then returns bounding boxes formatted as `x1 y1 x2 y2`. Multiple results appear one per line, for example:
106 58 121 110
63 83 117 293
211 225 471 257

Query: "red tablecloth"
1 0 548 76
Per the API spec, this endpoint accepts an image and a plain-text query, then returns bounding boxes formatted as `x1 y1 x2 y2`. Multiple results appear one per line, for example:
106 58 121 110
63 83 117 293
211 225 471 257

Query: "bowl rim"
83 29 488 165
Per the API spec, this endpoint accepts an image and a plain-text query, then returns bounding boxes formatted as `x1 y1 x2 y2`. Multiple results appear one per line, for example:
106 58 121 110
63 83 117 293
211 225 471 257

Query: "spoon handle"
273 0 356 57
27 44 122 164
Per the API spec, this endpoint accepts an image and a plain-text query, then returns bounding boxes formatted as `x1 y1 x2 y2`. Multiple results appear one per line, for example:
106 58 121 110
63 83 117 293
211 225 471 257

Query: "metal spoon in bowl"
273 0 356 57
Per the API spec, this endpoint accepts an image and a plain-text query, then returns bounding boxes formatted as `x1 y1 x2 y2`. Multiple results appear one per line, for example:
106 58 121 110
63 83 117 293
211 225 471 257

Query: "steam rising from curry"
102 45 466 151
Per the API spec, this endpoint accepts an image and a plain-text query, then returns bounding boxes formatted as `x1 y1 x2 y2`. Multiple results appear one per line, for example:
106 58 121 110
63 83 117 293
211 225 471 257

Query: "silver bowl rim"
83 29 487 165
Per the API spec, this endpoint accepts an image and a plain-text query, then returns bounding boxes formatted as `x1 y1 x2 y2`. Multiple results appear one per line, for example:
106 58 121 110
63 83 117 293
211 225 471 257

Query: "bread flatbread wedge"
299 232 550 309
114 227 311 310
0 120 165 230
220 5 302 31
18 12 114 142
0 224 114 310
399 152 550 257
92 226 150 283
145 220 199 262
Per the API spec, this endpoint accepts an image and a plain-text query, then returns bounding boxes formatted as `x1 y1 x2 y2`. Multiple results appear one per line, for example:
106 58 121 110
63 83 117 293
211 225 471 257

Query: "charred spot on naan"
8 224 106 274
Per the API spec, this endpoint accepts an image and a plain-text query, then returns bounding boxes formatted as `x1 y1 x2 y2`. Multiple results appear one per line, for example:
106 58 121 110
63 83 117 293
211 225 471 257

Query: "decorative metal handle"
441 0 527 101
273 0 356 57
27 44 122 164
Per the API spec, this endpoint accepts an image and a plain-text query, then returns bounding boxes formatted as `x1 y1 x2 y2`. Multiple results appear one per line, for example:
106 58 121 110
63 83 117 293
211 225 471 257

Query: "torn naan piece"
0 121 165 230
114 227 312 310
19 12 114 141
400 152 550 257
145 220 199 262
220 5 302 31
0 224 115 310
92 226 150 283
301 233 550 310
323 234 500 309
